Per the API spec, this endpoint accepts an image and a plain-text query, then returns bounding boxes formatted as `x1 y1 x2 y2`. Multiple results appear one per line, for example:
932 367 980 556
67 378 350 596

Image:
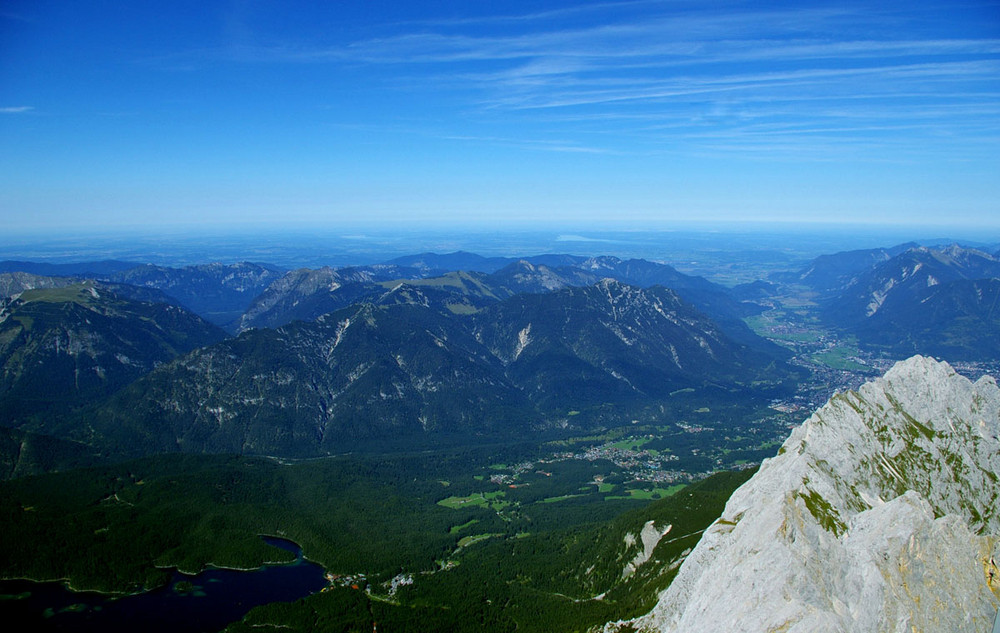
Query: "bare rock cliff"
609 355 1000 633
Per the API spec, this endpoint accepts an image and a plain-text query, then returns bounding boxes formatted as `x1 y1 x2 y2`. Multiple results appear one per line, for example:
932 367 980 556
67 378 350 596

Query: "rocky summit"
608 355 1000 633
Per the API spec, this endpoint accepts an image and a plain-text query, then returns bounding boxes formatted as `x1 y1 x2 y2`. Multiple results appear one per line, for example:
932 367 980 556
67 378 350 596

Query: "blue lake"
0 536 329 632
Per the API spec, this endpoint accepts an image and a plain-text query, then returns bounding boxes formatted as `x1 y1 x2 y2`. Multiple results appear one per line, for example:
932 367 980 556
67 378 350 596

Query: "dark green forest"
0 447 751 632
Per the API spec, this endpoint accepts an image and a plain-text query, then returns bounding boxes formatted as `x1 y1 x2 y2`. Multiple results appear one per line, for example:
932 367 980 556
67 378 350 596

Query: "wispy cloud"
0 106 33 114
321 6 898 66
176 2 1000 161
482 59 1000 109
401 0 670 29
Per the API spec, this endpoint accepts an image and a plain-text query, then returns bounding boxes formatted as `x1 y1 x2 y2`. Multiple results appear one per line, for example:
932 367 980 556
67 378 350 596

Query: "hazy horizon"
2 222 998 273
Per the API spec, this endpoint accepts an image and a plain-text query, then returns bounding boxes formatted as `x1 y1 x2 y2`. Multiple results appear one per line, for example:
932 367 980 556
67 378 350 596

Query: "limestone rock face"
614 355 1000 633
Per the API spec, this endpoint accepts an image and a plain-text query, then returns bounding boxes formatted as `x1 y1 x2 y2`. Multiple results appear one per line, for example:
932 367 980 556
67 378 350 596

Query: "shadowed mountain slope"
85 301 536 456
474 280 793 410
68 280 794 458
0 282 227 425
818 246 1000 360
108 262 286 330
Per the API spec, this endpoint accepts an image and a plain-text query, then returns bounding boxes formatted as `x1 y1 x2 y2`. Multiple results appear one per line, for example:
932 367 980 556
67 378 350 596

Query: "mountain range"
789 244 1000 361
5 242 998 462
63 280 795 457
1 262 287 332
235 264 425 331
777 242 917 295
0 252 802 460
2 252 766 347
826 245 1000 321
238 255 779 358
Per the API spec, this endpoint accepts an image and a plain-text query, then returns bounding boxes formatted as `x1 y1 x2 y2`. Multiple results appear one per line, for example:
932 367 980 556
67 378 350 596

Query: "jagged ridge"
613 355 1000 633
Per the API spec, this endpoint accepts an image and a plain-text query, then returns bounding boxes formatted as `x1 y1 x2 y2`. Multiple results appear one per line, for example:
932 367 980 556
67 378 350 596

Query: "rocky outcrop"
622 520 672 579
610 355 1000 633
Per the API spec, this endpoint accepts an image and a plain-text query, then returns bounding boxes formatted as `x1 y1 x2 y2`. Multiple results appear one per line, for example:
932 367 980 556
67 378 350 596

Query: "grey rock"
609 355 1000 633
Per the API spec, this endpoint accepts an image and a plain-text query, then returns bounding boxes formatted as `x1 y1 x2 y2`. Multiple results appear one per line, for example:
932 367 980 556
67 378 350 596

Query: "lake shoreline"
0 534 326 598
0 536 331 633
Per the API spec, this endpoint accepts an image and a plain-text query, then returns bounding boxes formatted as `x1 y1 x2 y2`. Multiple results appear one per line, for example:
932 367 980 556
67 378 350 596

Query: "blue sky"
1 0 999 233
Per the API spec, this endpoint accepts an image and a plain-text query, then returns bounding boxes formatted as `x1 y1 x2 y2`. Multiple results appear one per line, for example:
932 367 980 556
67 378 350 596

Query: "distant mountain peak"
582 255 623 270
593 276 631 293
